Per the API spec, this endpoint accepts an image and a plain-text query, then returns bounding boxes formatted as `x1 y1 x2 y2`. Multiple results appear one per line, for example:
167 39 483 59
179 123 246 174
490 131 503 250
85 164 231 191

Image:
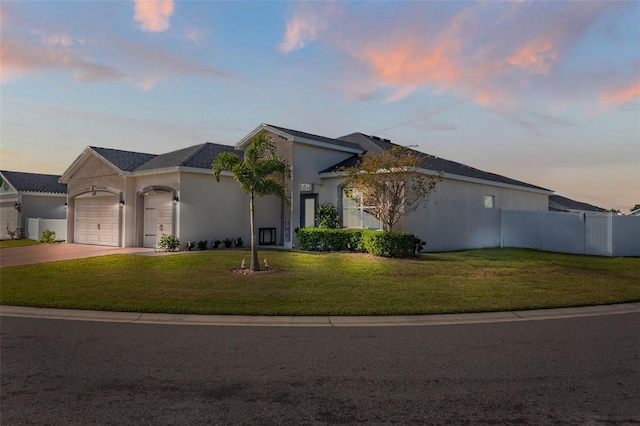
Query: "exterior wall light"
173 196 179 205
14 202 21 211
120 200 125 207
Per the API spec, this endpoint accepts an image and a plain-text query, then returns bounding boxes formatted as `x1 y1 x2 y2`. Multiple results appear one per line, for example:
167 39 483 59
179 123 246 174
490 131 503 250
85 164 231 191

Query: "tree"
343 146 441 231
212 134 291 271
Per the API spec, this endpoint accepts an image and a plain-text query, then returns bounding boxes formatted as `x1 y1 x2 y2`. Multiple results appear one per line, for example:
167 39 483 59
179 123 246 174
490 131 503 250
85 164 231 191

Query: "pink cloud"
282 2 632 109
600 79 640 106
0 37 124 84
280 15 323 53
507 38 559 74
279 1 341 53
134 0 174 33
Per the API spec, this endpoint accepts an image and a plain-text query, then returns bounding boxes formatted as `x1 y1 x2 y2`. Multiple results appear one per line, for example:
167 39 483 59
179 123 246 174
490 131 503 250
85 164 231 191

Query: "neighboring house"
549 194 608 213
60 123 552 251
0 171 68 239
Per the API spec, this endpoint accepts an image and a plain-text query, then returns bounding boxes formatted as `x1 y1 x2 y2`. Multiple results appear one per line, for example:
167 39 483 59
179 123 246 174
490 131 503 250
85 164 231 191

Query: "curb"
1 303 639 327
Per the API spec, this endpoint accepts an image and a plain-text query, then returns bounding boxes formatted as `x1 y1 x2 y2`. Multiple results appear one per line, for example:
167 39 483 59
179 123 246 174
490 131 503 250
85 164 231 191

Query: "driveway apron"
0 244 155 267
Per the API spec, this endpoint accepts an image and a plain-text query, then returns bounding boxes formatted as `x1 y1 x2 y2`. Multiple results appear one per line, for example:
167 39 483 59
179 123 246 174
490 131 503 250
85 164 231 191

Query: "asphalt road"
1 313 639 425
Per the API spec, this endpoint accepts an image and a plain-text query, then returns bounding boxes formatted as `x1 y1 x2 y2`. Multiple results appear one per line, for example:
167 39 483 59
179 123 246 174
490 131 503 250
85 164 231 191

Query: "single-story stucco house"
0 170 68 239
59 123 553 251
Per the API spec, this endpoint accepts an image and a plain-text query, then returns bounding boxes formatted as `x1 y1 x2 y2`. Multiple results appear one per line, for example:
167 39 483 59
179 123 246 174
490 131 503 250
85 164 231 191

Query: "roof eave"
319 168 553 195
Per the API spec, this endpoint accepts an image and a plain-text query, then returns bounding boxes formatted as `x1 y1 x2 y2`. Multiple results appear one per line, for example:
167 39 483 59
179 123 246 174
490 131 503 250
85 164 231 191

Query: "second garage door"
75 196 120 246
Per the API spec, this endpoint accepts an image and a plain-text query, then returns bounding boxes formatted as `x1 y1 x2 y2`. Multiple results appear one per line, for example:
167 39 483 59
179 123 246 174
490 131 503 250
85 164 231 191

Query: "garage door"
143 194 173 248
75 196 120 246
0 203 19 238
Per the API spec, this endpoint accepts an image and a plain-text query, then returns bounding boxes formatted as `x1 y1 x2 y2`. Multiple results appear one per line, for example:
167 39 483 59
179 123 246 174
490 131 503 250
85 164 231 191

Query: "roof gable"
0 170 67 194
237 123 363 154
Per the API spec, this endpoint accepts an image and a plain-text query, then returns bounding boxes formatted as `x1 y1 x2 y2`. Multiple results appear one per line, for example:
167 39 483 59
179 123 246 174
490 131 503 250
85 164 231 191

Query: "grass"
0 239 40 248
1 248 638 316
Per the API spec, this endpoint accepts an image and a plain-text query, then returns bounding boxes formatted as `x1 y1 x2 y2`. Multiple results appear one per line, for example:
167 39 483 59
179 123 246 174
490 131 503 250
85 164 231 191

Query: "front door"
300 194 318 228
143 194 173 248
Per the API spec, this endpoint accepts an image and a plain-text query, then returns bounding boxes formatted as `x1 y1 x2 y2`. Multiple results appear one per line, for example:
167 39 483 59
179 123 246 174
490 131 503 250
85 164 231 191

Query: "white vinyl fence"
501 210 640 257
25 218 68 242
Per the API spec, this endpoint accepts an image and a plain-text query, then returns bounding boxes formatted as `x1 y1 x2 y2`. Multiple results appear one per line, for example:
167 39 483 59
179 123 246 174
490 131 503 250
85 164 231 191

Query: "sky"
1 0 638 212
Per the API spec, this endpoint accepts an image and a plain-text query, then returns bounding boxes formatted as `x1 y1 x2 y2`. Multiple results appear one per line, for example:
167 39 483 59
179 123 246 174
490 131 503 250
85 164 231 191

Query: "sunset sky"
1 0 638 211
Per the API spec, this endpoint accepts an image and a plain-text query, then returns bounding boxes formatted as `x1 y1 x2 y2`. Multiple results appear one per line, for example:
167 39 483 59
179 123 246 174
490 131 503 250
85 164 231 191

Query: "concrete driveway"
0 244 155 267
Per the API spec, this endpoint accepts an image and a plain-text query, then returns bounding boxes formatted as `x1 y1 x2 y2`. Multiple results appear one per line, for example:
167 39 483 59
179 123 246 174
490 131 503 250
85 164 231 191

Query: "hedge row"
296 228 420 258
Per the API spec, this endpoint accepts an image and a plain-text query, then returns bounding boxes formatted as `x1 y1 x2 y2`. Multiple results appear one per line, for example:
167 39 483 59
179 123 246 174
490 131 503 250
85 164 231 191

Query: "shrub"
158 234 180 252
297 228 365 252
234 237 244 248
362 231 416 258
316 203 340 229
197 240 208 250
212 239 221 249
185 241 195 251
40 229 56 244
223 237 233 248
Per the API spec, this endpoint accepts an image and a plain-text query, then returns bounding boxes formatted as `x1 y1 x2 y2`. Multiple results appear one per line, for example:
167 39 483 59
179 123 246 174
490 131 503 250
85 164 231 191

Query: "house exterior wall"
177 172 250 246
21 194 67 221
21 194 67 228
289 143 355 246
402 177 548 252
254 195 284 245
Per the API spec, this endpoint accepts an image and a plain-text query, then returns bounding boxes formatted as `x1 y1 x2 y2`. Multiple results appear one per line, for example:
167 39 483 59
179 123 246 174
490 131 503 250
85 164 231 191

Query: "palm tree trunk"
250 191 260 271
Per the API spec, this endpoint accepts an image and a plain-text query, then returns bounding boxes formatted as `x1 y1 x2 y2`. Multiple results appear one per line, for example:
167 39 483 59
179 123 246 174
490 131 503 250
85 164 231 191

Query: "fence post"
536 211 541 251
582 212 586 255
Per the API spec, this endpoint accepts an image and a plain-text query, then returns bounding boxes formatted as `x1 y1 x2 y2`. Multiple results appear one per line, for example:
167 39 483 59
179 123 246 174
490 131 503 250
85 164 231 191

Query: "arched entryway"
71 188 122 246
137 186 177 248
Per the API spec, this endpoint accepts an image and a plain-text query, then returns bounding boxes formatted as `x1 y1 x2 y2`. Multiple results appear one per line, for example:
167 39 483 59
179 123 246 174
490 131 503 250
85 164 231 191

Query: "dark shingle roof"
549 195 607 213
1 170 67 194
91 147 157 172
324 133 550 192
180 143 240 169
267 124 362 151
91 143 239 173
134 143 238 171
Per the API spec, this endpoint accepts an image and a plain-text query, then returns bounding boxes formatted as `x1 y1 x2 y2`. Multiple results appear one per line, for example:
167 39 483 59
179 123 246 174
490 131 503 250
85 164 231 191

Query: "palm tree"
212 134 291 271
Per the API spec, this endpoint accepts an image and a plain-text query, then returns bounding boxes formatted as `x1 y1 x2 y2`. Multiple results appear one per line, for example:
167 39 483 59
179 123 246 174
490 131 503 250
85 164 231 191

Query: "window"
342 188 381 229
484 195 495 209
300 183 313 192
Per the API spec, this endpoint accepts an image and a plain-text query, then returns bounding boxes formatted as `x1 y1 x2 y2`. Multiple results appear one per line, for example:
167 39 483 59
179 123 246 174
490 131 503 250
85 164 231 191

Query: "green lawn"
1 248 638 315
0 239 40 248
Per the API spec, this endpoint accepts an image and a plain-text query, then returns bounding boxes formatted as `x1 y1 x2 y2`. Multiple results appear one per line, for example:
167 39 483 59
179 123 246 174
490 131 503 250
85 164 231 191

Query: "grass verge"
0 239 40 248
1 248 638 315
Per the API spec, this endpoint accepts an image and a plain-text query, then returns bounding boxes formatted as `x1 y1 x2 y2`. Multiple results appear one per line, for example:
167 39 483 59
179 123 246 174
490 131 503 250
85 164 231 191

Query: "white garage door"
0 203 19 238
75 196 120 246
